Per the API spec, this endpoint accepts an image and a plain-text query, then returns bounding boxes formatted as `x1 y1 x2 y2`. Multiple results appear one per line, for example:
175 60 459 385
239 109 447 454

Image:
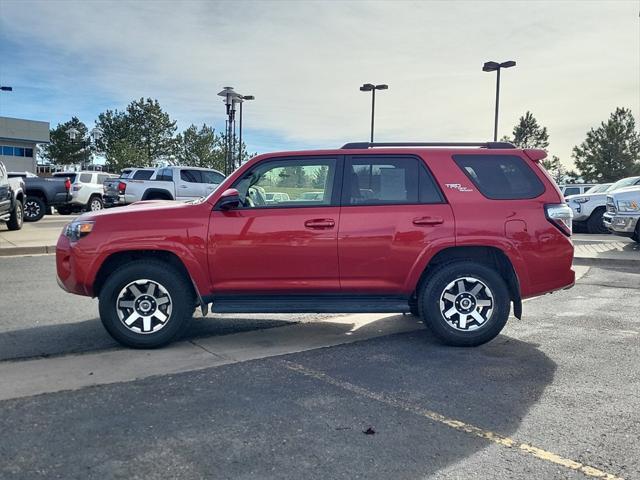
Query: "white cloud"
1 0 638 166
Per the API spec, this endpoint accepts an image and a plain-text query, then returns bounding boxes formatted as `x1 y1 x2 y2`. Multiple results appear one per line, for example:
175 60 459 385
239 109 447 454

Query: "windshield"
585 184 611 194
609 177 640 191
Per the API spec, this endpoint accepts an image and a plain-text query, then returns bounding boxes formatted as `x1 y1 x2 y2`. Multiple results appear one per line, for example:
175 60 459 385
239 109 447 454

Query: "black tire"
23 196 46 222
632 223 640 243
7 200 24 231
418 261 510 347
586 207 609 234
56 206 73 215
86 195 103 212
98 260 196 348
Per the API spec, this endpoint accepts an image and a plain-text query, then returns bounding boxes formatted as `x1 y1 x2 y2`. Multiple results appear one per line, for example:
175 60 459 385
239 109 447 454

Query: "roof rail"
340 141 516 149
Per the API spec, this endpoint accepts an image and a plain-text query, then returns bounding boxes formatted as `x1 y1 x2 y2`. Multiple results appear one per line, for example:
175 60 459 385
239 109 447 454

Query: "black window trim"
225 155 344 210
452 154 546 201
340 154 446 207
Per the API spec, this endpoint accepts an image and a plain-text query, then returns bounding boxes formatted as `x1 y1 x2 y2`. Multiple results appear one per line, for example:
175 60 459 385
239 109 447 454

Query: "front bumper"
569 201 590 222
603 212 639 236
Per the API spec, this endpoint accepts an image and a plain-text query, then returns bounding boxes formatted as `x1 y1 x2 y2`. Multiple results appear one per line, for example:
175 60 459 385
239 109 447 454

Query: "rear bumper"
603 212 638 236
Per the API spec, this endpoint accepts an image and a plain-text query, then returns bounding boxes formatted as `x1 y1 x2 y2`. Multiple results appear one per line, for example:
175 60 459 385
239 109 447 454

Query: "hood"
565 192 607 201
77 199 203 222
607 185 640 199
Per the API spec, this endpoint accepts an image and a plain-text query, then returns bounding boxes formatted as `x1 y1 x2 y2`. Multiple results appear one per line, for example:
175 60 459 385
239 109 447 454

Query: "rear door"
338 154 455 294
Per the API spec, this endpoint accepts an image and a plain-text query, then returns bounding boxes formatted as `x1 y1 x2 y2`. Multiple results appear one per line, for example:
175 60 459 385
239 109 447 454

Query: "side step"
208 295 411 314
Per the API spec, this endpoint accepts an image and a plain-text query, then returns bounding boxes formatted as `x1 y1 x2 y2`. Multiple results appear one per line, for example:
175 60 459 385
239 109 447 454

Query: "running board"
208 295 411 314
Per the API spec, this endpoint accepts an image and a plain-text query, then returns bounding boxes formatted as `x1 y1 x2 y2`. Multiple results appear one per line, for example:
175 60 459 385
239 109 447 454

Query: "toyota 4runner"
56 142 575 348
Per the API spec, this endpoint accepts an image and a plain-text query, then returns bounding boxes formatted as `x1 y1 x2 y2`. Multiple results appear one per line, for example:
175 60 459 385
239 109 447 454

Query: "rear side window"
156 168 173 181
453 154 545 200
563 187 581 196
79 173 93 183
133 170 154 180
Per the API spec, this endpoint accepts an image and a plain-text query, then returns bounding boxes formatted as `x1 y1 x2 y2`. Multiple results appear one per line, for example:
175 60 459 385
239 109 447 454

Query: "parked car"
603 186 640 242
567 176 640 234
264 192 290 203
53 171 118 214
0 162 25 230
103 168 157 208
108 166 225 205
8 171 71 222
559 184 596 198
57 141 575 349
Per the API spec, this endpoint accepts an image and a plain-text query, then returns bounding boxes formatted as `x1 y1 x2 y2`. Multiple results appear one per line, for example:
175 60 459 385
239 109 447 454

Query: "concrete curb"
573 256 640 267
0 245 56 257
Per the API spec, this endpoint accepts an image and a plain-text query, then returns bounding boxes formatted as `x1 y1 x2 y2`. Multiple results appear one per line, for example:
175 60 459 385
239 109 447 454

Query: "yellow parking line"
282 361 623 480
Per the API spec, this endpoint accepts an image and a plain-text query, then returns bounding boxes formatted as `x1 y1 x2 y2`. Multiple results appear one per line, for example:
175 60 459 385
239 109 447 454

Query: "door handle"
179 185 189 189
413 216 444 226
304 218 335 229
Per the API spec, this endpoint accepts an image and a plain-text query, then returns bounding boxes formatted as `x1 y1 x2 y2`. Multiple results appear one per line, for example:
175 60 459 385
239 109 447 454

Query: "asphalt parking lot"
0 255 638 480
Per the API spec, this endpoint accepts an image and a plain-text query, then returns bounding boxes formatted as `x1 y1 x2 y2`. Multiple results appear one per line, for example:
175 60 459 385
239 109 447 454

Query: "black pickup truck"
0 162 25 230
7 171 70 222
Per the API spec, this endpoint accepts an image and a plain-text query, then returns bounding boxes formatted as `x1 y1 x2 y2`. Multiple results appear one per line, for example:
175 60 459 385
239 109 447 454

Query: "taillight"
64 178 71 191
118 182 127 194
545 204 573 236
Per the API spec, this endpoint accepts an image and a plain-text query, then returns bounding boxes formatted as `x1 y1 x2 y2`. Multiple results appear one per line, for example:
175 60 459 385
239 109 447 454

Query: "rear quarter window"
452 154 545 200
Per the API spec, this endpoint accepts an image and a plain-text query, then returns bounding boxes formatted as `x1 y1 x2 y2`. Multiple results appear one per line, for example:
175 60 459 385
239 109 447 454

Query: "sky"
0 0 638 168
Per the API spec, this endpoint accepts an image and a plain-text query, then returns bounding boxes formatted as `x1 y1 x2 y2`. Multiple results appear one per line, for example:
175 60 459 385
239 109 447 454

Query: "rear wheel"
86 195 103 212
7 201 24 230
586 207 608 234
98 260 195 348
23 196 46 222
632 222 640 243
418 261 510 347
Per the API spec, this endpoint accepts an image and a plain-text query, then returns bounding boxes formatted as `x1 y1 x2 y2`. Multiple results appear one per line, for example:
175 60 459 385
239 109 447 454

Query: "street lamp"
482 60 516 141
238 95 254 166
66 126 103 170
360 83 388 143
218 87 242 174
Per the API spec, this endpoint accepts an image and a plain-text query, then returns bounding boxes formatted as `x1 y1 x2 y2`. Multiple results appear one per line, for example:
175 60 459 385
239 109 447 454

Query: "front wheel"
7 201 24 230
418 261 510 347
98 260 195 348
587 208 608 234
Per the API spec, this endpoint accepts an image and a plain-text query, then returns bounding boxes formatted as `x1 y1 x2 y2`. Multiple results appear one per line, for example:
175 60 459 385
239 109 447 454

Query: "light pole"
360 83 388 143
66 126 103 170
482 60 516 141
238 95 254 166
218 87 242 175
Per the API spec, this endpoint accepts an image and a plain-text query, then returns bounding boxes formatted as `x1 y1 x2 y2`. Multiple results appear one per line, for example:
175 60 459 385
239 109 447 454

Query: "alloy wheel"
24 200 41 219
439 276 494 331
116 279 173 334
90 198 103 211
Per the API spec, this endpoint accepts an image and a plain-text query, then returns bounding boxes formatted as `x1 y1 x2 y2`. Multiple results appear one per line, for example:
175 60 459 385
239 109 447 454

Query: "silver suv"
54 171 117 214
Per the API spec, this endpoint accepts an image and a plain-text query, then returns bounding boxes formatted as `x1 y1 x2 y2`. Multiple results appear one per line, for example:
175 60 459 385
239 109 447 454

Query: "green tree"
42 117 92 165
540 155 566 184
96 98 177 171
502 111 549 149
572 107 640 182
175 124 225 171
278 166 307 187
312 166 328 188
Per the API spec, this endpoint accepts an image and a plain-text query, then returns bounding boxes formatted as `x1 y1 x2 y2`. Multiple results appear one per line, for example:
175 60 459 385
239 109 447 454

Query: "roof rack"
340 141 516 150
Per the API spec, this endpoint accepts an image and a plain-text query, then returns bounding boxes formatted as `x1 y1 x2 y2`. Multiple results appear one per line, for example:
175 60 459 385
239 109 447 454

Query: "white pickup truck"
603 186 640 243
104 166 225 206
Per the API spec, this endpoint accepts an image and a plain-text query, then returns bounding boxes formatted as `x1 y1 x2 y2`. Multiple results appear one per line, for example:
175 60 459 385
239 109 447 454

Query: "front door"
208 156 341 293
338 154 455 294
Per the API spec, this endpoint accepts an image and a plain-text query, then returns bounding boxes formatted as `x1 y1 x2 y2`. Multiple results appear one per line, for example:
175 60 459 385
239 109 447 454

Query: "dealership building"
0 116 50 173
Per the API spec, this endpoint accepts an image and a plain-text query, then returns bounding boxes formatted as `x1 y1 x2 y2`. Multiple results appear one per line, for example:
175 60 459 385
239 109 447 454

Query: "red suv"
57 142 575 348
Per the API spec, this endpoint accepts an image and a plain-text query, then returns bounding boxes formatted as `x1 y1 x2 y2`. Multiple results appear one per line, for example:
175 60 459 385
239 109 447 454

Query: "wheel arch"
412 246 523 319
93 250 203 305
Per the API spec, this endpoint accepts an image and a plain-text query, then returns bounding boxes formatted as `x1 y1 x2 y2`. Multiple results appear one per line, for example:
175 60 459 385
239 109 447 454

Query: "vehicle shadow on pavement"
0 315 297 361
0 328 557 480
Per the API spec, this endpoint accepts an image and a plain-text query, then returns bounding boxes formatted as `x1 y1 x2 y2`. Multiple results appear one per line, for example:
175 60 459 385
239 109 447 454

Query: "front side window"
233 158 336 208
202 170 225 184
564 187 580 196
453 154 545 200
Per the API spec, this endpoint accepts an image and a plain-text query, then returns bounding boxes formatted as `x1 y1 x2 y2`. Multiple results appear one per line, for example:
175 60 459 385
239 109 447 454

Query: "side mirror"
215 188 241 210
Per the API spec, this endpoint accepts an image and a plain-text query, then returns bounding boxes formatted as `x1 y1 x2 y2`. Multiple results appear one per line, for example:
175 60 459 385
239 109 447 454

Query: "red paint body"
56 147 574 304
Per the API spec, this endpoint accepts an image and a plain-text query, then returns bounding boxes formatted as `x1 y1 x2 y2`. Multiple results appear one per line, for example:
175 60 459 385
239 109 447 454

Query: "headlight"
573 197 590 203
617 200 640 212
64 221 95 241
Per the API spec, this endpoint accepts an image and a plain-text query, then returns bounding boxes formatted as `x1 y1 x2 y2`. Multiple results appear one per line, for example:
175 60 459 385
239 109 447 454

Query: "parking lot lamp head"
66 127 80 141
0 86 12 92
218 86 238 115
